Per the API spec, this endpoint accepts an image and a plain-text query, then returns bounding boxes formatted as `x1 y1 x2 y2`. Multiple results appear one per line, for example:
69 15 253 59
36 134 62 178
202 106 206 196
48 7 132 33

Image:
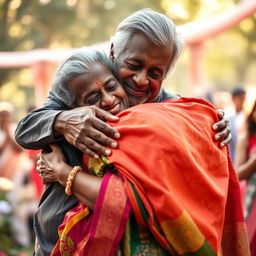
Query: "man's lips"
125 85 150 97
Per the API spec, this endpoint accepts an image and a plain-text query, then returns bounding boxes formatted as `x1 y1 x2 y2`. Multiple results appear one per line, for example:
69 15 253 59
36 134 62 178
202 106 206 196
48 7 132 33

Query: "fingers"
71 119 119 157
212 110 231 147
94 107 119 122
216 109 225 119
212 117 229 131
92 116 120 139
214 126 232 147
219 132 232 147
74 135 112 159
62 106 120 157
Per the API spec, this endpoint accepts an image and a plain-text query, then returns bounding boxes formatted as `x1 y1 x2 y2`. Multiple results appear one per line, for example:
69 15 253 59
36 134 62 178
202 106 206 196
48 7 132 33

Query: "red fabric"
28 149 43 200
106 98 250 255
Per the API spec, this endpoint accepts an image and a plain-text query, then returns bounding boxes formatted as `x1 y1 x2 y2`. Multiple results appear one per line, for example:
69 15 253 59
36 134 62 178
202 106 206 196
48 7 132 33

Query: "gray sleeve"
15 90 67 149
153 89 180 103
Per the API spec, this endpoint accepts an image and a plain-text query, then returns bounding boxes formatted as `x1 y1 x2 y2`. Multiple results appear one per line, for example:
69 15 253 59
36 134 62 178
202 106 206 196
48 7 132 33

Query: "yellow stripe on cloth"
161 210 205 254
58 207 90 237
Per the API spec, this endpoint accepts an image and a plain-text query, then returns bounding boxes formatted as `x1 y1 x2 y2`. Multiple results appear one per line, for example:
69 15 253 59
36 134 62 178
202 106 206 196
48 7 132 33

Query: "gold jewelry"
65 166 82 196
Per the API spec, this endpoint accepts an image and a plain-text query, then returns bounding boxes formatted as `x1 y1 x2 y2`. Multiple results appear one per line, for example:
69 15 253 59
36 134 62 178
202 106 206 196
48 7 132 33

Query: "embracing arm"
15 90 66 149
15 90 120 157
37 144 102 209
57 162 102 209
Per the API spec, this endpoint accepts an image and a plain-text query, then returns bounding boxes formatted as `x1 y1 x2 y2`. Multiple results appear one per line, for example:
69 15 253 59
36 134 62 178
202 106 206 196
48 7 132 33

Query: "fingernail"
220 142 225 147
105 149 111 155
215 135 220 140
94 154 99 159
213 125 218 130
114 133 120 139
111 142 117 148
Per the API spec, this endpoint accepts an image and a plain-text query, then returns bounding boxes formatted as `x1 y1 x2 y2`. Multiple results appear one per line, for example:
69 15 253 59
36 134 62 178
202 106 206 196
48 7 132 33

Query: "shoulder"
153 89 180 102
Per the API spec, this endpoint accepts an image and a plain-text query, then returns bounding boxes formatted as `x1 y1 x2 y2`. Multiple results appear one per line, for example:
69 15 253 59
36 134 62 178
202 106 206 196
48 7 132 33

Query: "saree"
51 98 250 256
244 134 256 255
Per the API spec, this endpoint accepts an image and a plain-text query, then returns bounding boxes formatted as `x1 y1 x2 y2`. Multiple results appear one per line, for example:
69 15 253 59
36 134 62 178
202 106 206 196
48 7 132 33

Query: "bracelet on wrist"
65 166 82 196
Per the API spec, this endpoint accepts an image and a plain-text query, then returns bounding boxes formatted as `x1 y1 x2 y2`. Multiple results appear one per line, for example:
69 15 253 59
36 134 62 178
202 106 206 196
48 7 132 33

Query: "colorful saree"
51 98 250 256
244 134 256 255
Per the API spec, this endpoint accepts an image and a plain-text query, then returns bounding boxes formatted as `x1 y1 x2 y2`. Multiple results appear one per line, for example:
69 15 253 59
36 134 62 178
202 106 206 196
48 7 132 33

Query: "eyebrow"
84 77 116 98
128 58 164 73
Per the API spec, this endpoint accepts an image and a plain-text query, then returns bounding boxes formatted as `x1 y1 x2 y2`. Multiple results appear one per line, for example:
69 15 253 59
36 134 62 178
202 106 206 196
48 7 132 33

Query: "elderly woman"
37 47 249 256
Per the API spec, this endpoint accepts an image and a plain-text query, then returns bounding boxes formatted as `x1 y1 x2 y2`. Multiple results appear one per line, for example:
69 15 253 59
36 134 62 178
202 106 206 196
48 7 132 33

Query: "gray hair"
111 8 184 73
52 47 114 107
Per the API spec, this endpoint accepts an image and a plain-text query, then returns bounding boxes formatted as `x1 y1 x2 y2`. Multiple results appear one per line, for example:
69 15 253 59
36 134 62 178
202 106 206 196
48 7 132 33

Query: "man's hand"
212 109 232 147
53 106 120 158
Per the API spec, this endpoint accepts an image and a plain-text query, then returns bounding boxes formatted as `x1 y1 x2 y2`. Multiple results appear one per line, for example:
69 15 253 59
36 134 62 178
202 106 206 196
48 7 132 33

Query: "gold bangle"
65 166 82 196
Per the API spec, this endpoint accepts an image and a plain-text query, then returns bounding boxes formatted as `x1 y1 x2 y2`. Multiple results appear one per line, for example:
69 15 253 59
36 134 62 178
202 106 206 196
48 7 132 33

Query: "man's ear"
109 43 114 62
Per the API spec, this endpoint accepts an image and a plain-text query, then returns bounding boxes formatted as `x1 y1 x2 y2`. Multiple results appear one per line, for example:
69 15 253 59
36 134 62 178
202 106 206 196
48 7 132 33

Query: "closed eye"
105 83 118 92
126 62 140 70
85 94 100 105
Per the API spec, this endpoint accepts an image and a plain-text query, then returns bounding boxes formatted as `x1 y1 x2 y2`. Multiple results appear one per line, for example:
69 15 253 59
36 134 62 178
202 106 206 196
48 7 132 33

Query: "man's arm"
15 90 66 149
15 91 121 157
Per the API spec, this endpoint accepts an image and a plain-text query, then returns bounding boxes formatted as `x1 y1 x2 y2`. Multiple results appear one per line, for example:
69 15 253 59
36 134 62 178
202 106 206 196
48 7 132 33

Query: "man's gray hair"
111 8 184 73
52 47 114 107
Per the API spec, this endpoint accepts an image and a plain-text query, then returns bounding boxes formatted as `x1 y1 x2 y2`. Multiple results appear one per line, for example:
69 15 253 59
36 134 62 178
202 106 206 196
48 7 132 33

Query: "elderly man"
15 9 231 255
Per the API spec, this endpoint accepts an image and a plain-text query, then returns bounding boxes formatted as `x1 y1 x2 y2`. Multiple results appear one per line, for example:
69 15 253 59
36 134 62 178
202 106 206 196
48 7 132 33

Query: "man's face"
232 94 245 112
113 33 174 106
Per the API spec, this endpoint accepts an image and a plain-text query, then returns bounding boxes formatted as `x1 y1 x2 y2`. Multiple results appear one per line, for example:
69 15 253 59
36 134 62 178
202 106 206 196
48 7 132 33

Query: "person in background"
0 102 37 248
228 87 246 162
0 102 23 180
235 99 256 255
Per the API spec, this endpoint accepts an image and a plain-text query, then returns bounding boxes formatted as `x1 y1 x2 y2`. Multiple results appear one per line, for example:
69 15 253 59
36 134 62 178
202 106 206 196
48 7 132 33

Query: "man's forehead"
122 33 173 66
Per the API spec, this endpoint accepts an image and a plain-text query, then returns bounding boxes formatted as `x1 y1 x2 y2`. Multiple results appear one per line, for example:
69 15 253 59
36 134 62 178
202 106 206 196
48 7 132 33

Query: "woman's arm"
37 144 102 209
235 136 256 180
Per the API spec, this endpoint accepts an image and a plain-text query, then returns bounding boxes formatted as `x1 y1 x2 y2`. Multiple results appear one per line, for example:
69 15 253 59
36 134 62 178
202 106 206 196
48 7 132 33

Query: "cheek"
116 87 127 99
117 66 132 80
150 81 161 94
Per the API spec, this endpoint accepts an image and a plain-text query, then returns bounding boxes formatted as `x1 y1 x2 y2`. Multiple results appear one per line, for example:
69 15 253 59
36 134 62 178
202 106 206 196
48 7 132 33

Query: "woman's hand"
212 109 232 147
37 144 69 185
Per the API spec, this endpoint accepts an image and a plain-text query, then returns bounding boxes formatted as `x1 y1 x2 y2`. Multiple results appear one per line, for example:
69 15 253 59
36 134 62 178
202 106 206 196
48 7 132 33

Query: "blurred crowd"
0 103 43 255
0 87 255 254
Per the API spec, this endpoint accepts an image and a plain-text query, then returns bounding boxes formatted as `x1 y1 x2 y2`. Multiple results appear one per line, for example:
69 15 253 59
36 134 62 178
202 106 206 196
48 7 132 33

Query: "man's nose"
101 91 115 106
133 71 149 87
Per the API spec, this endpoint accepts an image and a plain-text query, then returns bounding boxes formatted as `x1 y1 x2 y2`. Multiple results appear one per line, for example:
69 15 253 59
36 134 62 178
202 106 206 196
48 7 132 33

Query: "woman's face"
69 62 129 115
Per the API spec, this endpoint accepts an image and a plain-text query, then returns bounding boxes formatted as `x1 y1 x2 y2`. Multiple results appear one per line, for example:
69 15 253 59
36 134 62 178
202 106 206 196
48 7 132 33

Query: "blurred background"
0 0 255 121
0 0 255 255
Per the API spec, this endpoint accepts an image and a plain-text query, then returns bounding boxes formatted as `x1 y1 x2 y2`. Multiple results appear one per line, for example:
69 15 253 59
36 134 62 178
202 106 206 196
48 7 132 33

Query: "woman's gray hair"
51 47 114 107
111 8 184 73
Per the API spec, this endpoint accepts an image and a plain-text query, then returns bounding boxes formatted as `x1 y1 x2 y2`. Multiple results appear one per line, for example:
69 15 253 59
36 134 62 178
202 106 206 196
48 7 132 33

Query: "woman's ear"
109 43 115 62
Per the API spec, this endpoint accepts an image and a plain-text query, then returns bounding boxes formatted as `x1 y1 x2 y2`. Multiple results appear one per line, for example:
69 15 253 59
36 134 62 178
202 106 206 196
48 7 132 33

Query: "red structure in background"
0 0 255 107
